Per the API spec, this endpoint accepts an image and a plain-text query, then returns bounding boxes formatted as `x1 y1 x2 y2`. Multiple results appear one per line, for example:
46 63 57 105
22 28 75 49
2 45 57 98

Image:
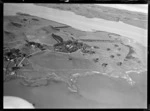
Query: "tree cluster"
25 40 47 51
54 40 84 53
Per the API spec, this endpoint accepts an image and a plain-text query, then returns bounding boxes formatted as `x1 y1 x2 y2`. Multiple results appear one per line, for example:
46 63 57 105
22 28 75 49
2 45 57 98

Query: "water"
4 3 147 47
95 4 148 14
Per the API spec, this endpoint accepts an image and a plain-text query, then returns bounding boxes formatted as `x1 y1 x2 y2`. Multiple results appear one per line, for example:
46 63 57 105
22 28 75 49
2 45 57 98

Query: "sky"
95 4 148 14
